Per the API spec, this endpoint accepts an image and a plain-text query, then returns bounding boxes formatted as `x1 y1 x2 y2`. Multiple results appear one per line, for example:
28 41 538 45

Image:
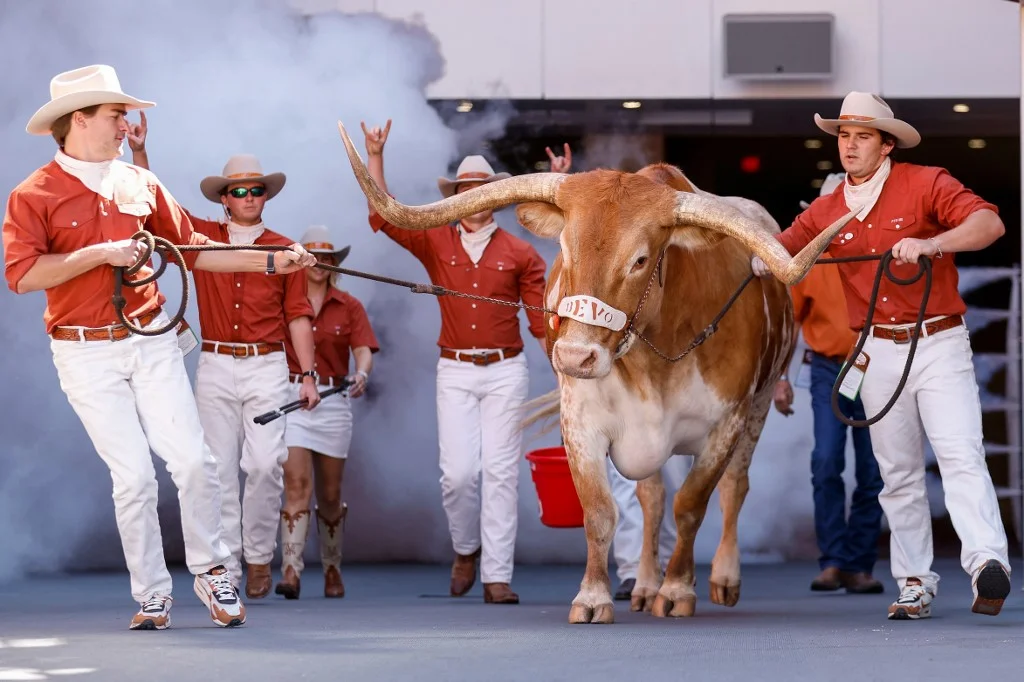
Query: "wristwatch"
300 369 317 381
265 252 276 275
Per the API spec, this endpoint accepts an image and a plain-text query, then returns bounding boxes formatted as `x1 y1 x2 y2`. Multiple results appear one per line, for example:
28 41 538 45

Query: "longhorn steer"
336 122 856 623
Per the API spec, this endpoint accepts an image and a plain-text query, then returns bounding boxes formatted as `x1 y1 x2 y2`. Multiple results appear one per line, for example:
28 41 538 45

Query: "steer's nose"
553 341 603 378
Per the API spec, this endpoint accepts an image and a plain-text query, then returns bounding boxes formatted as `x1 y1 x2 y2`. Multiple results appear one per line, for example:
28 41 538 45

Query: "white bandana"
226 220 266 245
54 149 125 200
458 220 498 264
844 157 891 221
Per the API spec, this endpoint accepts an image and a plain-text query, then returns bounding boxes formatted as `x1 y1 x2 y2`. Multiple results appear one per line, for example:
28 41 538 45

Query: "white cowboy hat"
437 155 511 198
200 154 286 203
26 64 155 136
813 91 920 149
299 225 350 263
799 172 846 210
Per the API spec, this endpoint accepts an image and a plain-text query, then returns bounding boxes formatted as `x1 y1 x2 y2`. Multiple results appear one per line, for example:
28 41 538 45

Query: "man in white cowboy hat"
358 119 571 604
276 225 379 600
3 64 317 630
753 91 1012 620
132 128 320 599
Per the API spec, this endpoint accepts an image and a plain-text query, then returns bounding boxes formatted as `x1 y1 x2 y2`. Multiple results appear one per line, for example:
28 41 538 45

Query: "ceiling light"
622 101 641 109
968 138 986 149
953 103 970 113
456 100 473 113
804 139 822 149
811 178 824 189
816 160 833 171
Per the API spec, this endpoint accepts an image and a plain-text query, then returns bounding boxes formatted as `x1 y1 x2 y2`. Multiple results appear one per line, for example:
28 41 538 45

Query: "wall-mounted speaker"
723 13 835 81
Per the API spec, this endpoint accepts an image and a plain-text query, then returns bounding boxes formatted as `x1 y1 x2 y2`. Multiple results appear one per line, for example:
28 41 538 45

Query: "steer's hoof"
709 579 741 607
568 602 615 624
652 593 696 618
630 586 659 613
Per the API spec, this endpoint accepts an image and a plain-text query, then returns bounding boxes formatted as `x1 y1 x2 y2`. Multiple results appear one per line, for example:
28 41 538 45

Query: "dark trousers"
809 352 884 573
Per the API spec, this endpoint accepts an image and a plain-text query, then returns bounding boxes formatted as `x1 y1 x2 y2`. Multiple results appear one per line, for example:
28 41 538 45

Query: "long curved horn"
672 193 858 285
337 122 565 230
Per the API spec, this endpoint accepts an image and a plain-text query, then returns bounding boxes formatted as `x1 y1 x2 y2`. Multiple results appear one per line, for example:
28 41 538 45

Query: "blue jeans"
809 352 884 573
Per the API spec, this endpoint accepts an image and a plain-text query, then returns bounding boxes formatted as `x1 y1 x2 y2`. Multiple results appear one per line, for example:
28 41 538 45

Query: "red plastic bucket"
525 446 585 528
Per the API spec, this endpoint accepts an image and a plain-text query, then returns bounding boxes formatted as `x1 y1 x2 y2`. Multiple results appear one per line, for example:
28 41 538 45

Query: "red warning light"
740 155 761 174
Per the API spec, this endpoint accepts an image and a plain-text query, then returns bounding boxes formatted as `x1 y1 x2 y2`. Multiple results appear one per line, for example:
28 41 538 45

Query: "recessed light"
804 139 822 149
816 160 833 171
968 138 986 149
622 101 641 109
953 103 970 113
456 100 473 113
811 178 824 189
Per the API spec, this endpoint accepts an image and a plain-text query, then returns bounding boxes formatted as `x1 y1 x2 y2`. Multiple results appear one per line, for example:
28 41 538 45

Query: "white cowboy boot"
317 504 347 598
275 509 310 600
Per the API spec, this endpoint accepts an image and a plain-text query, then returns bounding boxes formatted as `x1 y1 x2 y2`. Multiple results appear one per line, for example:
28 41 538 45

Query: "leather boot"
810 566 842 592
275 509 310 600
450 548 481 597
840 571 885 594
317 504 347 598
245 562 272 599
483 582 520 604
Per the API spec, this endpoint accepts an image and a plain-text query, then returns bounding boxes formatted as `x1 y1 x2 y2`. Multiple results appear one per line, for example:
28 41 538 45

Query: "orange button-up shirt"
790 255 859 360
369 213 547 350
777 162 998 330
3 161 209 333
285 287 380 379
187 213 312 344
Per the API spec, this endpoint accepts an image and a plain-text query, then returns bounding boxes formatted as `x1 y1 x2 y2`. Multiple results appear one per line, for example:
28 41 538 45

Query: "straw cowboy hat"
200 154 286 203
437 155 511 198
814 91 921 149
799 172 846 210
299 225 350 263
26 64 155 135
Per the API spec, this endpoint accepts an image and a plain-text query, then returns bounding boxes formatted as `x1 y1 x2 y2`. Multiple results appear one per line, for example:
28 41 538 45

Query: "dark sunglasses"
227 186 267 199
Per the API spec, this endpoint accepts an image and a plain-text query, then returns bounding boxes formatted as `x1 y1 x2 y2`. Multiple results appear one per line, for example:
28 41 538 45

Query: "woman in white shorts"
276 226 380 599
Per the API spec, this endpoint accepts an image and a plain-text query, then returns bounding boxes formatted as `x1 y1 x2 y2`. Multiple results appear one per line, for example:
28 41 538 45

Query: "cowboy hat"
299 225 350 263
200 154 286 203
799 172 845 210
437 155 511 198
26 64 155 136
814 91 921 149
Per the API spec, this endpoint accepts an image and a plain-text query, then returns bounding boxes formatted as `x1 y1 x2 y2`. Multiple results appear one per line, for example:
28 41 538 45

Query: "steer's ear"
666 222 727 252
517 202 565 238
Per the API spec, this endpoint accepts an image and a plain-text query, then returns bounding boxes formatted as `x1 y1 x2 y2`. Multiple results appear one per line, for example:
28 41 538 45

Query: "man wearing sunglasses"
133 129 319 600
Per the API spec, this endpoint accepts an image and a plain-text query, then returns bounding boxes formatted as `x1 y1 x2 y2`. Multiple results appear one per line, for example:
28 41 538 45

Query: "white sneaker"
129 595 172 630
887 578 933 620
971 560 1011 616
194 565 246 627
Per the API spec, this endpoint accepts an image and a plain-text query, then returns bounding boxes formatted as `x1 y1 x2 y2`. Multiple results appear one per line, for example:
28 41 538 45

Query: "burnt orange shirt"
3 161 209 333
790 255 859 360
777 162 998 329
187 212 312 344
370 213 547 350
285 287 380 380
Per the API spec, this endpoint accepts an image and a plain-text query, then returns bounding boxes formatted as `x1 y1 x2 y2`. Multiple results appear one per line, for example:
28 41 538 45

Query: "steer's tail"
520 388 562 435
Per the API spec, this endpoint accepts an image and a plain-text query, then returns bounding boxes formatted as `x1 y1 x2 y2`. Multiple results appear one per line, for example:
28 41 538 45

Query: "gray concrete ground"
0 559 1021 682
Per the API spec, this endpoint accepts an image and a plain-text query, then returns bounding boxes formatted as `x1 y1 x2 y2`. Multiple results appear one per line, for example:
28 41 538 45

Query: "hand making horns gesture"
546 143 572 173
361 119 392 156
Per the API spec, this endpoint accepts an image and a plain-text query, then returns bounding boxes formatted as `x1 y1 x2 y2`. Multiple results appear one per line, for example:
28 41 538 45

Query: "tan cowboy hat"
299 225 350 263
26 64 155 136
200 154 286 203
799 172 846 210
437 155 511 198
814 91 920 149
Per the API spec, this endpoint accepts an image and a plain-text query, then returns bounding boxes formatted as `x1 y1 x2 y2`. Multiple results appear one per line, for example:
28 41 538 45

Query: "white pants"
50 312 230 602
608 455 692 582
195 350 290 583
860 322 1010 595
284 382 353 458
436 353 530 584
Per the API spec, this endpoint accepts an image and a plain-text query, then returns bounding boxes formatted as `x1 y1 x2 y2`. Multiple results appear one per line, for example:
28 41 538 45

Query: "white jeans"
860 322 1010 595
195 350 290 583
50 312 230 602
436 353 530 584
608 455 692 582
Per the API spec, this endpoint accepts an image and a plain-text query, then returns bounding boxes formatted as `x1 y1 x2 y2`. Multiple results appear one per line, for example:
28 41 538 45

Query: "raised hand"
361 119 392 156
128 110 147 152
546 143 572 173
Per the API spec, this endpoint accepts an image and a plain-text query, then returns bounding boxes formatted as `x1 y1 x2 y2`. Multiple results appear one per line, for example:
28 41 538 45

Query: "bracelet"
356 370 369 381
929 237 943 258
300 369 317 381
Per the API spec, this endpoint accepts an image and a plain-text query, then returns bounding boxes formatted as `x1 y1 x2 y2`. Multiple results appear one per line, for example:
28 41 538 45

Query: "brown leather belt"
201 341 285 357
871 315 963 344
50 309 160 342
440 348 521 366
289 373 346 387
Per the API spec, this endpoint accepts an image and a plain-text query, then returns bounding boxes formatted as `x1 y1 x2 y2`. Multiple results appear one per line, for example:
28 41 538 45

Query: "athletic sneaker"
194 565 246 627
129 595 172 630
971 559 1011 616
887 578 933 620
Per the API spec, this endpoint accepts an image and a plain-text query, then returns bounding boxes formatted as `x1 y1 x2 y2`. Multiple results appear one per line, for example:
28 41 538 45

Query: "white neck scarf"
458 220 498 264
844 157 891 221
54 149 121 200
226 220 266 245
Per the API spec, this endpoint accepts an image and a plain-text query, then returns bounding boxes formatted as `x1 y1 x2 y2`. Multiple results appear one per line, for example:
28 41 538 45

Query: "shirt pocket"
480 257 518 297
116 202 153 218
50 209 96 230
881 213 918 235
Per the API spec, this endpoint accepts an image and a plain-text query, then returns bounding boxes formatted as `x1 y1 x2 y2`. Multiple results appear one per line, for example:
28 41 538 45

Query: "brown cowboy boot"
483 582 520 604
275 510 310 600
245 562 272 599
450 548 481 597
317 504 347 598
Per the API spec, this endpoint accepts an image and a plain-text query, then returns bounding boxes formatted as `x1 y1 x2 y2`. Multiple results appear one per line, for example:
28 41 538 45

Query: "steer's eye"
631 256 649 272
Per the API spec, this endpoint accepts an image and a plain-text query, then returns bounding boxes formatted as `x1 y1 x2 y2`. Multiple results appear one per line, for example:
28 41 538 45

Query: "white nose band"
557 295 628 332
